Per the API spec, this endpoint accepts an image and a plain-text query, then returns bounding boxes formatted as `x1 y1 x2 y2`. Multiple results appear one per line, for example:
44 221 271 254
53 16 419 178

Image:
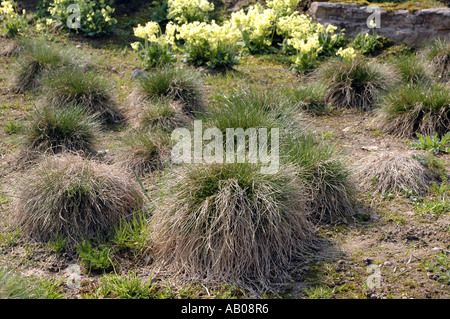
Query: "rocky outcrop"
309 2 450 47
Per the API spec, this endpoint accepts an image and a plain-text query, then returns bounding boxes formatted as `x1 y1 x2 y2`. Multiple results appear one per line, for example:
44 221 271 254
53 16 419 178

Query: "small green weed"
409 132 450 155
76 241 114 272
425 251 450 285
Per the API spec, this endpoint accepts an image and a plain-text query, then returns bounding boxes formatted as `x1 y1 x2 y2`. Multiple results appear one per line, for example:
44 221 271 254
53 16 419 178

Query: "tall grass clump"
353 151 441 197
12 39 77 92
131 66 206 116
44 67 123 125
133 97 191 131
204 89 294 132
315 56 399 111
13 154 144 250
282 132 354 222
375 83 450 137
423 38 449 82
202 88 354 221
149 162 312 288
282 83 328 114
391 53 432 85
22 104 99 155
118 129 171 176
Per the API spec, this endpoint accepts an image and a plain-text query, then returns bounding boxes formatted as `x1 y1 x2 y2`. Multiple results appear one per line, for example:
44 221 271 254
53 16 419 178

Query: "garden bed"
0 0 449 300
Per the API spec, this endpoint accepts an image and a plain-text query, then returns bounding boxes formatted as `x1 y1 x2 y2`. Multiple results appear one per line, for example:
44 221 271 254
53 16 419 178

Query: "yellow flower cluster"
277 11 339 56
132 21 177 48
0 0 16 17
336 47 357 60
48 0 116 36
167 0 214 24
276 13 315 39
266 0 300 16
134 21 160 40
177 20 241 50
230 4 276 48
289 34 321 54
1 0 27 37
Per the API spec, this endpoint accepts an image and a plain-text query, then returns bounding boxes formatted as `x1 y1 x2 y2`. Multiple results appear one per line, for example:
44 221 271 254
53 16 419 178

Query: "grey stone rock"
131 69 145 80
309 2 450 47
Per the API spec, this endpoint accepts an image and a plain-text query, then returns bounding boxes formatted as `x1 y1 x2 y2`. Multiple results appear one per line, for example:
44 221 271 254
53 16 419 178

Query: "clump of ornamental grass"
21 104 100 156
391 53 432 85
282 83 329 114
282 131 355 222
204 89 295 132
131 66 206 116
375 83 450 137
132 97 191 131
149 162 313 288
423 38 449 82
12 38 77 92
315 56 399 111
118 129 171 176
44 66 123 125
353 151 441 197
200 88 355 221
13 153 144 250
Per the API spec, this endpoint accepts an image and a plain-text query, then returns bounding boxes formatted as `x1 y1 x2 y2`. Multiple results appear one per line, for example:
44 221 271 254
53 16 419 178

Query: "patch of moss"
329 0 446 12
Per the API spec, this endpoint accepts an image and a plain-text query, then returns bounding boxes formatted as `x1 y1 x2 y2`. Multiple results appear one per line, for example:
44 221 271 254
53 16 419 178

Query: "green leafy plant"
318 29 347 58
415 182 450 216
425 251 450 285
409 132 450 155
303 285 344 299
36 0 51 17
0 0 28 38
112 210 148 255
132 21 177 69
48 0 117 37
3 118 23 134
150 1 169 25
351 32 392 56
167 0 214 24
88 272 174 299
48 235 67 253
76 241 114 272
177 21 242 69
290 49 320 74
